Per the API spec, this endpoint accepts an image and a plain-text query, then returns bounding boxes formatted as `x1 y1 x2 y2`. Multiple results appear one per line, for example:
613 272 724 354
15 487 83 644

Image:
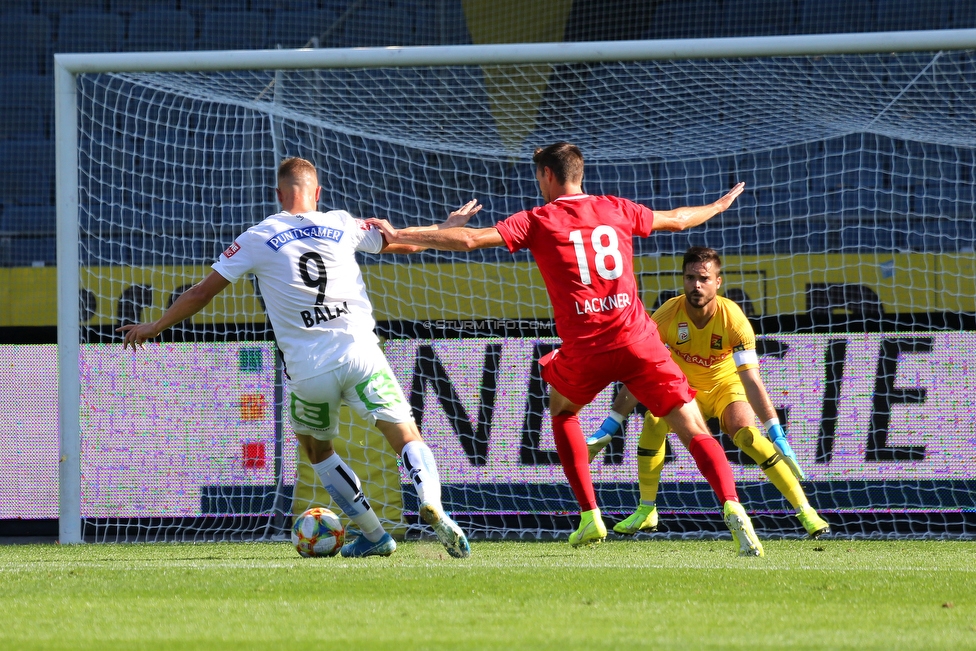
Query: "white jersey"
212 209 384 381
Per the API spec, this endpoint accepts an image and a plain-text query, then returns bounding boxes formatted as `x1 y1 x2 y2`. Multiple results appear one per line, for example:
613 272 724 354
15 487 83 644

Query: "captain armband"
732 348 758 368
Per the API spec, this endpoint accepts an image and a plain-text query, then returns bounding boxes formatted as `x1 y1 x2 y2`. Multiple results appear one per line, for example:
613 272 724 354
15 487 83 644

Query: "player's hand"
441 199 482 229
768 423 806 480
366 217 398 241
116 323 158 351
585 415 622 462
714 182 745 213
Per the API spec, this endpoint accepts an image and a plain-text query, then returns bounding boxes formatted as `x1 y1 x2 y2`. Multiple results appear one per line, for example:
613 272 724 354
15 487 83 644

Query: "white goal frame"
55 28 976 544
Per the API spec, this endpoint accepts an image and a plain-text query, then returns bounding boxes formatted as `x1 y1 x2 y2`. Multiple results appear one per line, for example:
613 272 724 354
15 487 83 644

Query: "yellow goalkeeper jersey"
651 294 759 390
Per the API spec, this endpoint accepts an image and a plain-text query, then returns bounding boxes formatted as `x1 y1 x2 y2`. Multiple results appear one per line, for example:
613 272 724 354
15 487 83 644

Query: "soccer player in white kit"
119 157 478 559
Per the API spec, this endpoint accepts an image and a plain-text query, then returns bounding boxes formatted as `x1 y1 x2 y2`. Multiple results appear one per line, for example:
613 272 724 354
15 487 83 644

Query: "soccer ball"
292 507 345 557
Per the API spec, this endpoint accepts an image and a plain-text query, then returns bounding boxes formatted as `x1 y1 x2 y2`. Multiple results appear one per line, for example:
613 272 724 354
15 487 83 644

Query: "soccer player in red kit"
369 142 763 556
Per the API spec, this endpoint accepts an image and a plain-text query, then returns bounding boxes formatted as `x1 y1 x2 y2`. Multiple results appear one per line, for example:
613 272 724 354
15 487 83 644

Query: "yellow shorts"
693 375 747 423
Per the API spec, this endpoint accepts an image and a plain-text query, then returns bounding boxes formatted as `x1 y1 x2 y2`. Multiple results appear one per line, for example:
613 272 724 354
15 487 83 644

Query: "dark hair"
682 246 721 273
532 142 584 184
277 157 318 185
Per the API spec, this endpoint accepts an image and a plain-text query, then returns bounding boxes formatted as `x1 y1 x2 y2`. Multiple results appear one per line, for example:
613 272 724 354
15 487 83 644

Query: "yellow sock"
732 426 806 509
636 414 670 504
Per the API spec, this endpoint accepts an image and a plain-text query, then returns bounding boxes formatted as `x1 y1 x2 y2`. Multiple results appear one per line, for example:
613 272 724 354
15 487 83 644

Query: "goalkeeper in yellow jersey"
587 246 829 538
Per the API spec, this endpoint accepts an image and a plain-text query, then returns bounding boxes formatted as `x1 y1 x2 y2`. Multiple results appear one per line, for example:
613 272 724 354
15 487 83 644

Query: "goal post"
55 30 976 544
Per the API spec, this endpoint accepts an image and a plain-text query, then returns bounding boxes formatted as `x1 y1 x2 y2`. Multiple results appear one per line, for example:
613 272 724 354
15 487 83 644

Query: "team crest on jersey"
222 241 241 258
711 334 723 350
677 322 690 344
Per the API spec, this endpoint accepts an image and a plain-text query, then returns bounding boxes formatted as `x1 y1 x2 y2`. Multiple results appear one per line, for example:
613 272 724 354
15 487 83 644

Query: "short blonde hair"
277 157 318 187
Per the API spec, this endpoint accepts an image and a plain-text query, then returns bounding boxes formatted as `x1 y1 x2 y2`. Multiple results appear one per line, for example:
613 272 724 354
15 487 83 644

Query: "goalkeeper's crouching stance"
587 246 830 540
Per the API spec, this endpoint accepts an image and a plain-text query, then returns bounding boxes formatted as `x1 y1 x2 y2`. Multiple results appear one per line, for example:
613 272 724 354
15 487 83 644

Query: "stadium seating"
951 0 976 28
56 11 125 53
798 0 875 34
341 0 417 47
0 205 56 234
254 0 337 11
0 74 53 140
37 0 107 18
0 13 52 74
876 0 950 32
0 1 974 265
4 0 34 13
271 9 341 48
108 0 178 16
198 10 271 50
0 140 55 207
126 9 195 51
721 0 797 37
644 0 722 39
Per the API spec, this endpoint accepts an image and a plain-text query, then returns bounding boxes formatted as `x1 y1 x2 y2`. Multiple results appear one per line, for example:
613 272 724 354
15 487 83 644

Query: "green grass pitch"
1 538 974 650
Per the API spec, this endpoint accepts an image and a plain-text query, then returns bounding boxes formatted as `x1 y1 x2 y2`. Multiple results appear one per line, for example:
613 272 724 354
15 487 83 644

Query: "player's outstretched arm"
651 182 745 232
739 367 806 479
368 206 504 252
378 200 484 254
116 271 230 350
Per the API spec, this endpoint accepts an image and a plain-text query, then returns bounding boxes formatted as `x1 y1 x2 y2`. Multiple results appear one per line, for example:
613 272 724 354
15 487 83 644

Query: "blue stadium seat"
181 0 250 13
799 0 874 34
271 9 341 48
270 0 330 10
0 205 56 234
0 74 52 140
342 0 416 47
37 0 107 18
645 0 721 39
0 13 52 74
721 0 797 37
126 9 195 51
4 1 34 14
413 0 473 45
198 10 271 50
108 0 178 15
0 139 55 206
950 0 976 28
3 235 57 266
56 11 125 53
876 0 950 31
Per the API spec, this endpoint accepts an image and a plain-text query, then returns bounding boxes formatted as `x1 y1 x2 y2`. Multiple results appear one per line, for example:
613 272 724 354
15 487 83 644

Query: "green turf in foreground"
0 539 974 650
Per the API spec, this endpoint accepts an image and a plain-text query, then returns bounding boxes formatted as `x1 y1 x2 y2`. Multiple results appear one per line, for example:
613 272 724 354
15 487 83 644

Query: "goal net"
56 33 976 543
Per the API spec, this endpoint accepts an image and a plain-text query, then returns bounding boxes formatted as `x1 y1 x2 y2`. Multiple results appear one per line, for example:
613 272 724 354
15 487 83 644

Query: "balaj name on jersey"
267 225 344 251
300 302 350 327
575 292 632 314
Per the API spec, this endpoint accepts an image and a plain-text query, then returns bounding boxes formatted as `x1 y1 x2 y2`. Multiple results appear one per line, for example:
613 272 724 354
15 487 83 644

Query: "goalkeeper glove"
764 419 805 480
585 412 623 462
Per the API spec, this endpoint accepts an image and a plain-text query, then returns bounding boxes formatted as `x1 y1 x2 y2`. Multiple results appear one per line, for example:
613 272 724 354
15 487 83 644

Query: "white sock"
401 440 442 507
311 454 384 541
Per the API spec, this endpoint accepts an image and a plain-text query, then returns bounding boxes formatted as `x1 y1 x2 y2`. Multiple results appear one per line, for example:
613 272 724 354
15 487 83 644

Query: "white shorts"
286 346 414 441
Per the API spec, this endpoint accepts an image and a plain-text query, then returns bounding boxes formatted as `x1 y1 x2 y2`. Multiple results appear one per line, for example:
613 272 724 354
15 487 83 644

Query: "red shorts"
539 338 695 417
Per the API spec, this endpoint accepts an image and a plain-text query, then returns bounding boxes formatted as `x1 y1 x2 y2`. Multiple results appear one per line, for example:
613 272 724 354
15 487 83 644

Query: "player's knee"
732 425 759 449
639 413 669 448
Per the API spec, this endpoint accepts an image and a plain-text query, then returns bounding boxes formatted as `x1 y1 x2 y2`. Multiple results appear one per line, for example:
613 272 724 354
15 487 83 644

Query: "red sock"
688 434 739 504
551 413 598 511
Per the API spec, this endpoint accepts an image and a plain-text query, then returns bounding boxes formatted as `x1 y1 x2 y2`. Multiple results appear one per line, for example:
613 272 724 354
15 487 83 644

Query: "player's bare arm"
652 182 745 232
377 199 485 254
368 216 504 252
739 366 806 479
737 367 777 423
116 271 230 350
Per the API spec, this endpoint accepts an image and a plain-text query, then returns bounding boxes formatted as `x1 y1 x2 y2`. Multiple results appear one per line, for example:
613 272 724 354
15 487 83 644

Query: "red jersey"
495 194 656 354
